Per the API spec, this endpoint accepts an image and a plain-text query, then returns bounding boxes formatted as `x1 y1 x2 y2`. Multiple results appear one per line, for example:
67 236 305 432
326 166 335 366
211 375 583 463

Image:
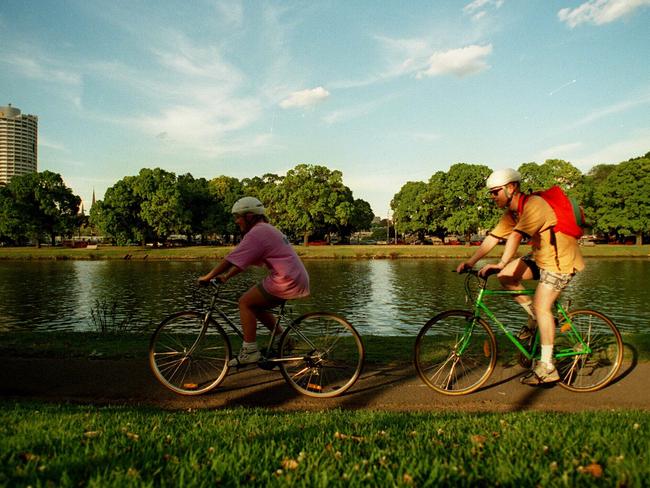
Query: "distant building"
0 104 38 185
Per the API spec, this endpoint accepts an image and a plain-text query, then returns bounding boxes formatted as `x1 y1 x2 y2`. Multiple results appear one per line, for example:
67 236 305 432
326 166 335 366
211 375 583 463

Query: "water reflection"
0 258 647 335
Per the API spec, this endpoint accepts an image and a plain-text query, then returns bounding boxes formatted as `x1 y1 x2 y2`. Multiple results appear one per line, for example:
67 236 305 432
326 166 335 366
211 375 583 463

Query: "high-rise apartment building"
0 104 38 185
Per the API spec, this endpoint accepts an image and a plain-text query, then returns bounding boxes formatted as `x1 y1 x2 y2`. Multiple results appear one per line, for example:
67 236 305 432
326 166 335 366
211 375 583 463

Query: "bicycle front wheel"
278 312 364 398
149 311 231 395
556 309 623 392
414 310 497 395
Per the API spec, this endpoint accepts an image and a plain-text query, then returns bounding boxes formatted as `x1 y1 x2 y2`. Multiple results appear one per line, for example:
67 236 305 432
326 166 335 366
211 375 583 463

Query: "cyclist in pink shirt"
198 197 310 366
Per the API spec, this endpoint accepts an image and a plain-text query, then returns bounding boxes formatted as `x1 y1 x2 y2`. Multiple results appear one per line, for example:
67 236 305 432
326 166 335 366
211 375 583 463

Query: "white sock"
242 341 258 351
540 345 554 367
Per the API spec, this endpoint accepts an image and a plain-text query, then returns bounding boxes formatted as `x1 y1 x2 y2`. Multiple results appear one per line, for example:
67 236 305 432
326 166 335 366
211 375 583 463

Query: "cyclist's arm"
456 234 500 272
198 260 243 284
478 231 524 276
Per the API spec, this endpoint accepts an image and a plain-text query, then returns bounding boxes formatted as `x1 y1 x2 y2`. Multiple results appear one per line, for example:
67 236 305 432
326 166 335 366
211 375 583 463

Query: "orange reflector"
483 340 490 357
560 323 572 333
307 383 322 391
183 383 198 389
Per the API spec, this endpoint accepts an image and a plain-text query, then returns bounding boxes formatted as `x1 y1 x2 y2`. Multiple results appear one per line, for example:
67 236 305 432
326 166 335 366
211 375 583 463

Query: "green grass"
0 244 649 260
2 332 648 363
1 402 647 487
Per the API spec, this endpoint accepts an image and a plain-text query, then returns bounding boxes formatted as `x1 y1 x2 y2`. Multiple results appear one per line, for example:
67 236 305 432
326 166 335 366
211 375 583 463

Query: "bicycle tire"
149 311 231 395
278 312 364 398
414 310 497 395
555 309 623 392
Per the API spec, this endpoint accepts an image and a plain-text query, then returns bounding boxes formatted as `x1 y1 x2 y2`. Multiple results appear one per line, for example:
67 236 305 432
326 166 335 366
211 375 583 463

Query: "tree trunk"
637 232 643 246
303 232 309 246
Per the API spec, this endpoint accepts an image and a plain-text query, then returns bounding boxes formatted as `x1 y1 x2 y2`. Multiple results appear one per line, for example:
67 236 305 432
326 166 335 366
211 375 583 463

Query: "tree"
518 159 582 193
91 176 148 245
391 181 430 241
3 171 81 246
177 174 221 244
131 168 185 246
276 164 354 245
209 175 244 241
443 163 493 244
594 157 650 244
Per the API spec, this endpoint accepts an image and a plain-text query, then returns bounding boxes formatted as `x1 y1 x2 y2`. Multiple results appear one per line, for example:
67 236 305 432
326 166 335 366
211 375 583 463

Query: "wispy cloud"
417 44 493 78
558 0 650 28
280 87 330 109
0 47 83 108
463 0 505 21
215 0 244 28
571 128 650 169
535 142 583 161
570 92 650 127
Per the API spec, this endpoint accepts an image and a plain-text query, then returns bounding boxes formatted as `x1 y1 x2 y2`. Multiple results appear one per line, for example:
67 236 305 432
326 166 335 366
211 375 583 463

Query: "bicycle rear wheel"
278 312 364 398
149 311 231 395
414 310 497 395
556 309 623 392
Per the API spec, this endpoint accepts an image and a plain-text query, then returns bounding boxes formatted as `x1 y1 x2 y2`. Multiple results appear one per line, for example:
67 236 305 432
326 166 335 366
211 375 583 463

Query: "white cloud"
417 44 493 78
570 92 650 127
279 86 330 109
535 142 584 162
215 0 244 27
558 0 650 28
571 128 650 169
463 0 505 21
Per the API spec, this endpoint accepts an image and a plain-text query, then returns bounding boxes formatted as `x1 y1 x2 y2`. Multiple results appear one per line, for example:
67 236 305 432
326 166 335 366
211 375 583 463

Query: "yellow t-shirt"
491 195 585 274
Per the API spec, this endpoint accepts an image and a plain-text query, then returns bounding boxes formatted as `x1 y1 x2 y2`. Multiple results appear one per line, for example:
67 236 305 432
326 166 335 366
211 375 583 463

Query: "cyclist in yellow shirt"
456 169 585 385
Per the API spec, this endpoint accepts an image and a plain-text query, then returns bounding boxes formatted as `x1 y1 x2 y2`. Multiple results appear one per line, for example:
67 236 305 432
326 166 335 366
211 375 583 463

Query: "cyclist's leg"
534 270 574 349
239 283 285 341
497 255 537 309
533 283 562 347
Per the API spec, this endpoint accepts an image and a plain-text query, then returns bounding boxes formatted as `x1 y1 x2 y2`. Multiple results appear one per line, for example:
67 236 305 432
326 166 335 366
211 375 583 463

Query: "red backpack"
517 186 586 239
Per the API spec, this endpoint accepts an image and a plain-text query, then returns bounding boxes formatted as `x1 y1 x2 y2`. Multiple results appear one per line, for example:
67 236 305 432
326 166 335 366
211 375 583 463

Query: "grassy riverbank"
1 402 648 486
0 244 649 260
2 331 648 363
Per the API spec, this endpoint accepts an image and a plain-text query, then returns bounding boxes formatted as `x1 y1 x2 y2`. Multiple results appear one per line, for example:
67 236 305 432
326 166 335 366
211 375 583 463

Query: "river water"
0 259 647 335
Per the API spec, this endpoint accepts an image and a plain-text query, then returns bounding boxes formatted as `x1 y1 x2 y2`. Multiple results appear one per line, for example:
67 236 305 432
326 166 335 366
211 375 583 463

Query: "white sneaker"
229 348 261 367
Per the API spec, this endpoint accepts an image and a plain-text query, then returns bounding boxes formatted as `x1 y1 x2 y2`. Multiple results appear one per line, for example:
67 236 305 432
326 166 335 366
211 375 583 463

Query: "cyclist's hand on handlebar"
456 262 472 274
478 263 503 278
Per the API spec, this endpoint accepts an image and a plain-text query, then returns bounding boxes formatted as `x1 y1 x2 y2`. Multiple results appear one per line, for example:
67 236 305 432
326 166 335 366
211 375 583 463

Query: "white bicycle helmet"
231 196 266 215
486 168 521 189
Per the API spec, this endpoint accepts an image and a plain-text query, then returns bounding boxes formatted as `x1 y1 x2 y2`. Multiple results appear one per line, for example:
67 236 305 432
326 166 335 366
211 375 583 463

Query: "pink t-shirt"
226 222 310 299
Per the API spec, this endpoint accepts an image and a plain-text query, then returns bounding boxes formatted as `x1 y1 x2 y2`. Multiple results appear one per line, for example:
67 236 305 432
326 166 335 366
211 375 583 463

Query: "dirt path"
1 356 647 412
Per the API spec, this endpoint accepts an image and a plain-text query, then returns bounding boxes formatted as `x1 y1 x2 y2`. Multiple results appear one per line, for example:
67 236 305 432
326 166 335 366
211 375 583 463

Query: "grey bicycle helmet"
231 196 266 215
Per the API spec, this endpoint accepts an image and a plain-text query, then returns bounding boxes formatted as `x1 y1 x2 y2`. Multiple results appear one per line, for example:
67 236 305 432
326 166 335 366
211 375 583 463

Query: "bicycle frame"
202 282 321 365
467 274 593 361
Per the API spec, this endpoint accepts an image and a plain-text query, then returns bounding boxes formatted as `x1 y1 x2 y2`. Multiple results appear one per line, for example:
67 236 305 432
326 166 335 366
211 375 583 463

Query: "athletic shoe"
520 362 560 385
229 348 261 367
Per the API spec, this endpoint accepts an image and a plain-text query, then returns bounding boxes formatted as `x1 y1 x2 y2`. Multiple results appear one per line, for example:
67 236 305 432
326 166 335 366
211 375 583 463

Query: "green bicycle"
414 269 623 395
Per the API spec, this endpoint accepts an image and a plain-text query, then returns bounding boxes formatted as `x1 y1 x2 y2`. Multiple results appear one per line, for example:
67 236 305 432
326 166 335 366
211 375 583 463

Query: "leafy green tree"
350 198 374 233
209 175 244 241
91 176 148 245
3 171 81 246
391 181 430 241
443 163 493 244
594 157 650 244
177 174 221 244
0 185 24 245
131 168 185 246
276 164 354 245
518 159 582 193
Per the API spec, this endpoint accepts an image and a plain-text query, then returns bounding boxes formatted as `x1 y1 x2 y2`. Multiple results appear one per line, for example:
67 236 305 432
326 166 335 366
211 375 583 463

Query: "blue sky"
1 0 649 216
